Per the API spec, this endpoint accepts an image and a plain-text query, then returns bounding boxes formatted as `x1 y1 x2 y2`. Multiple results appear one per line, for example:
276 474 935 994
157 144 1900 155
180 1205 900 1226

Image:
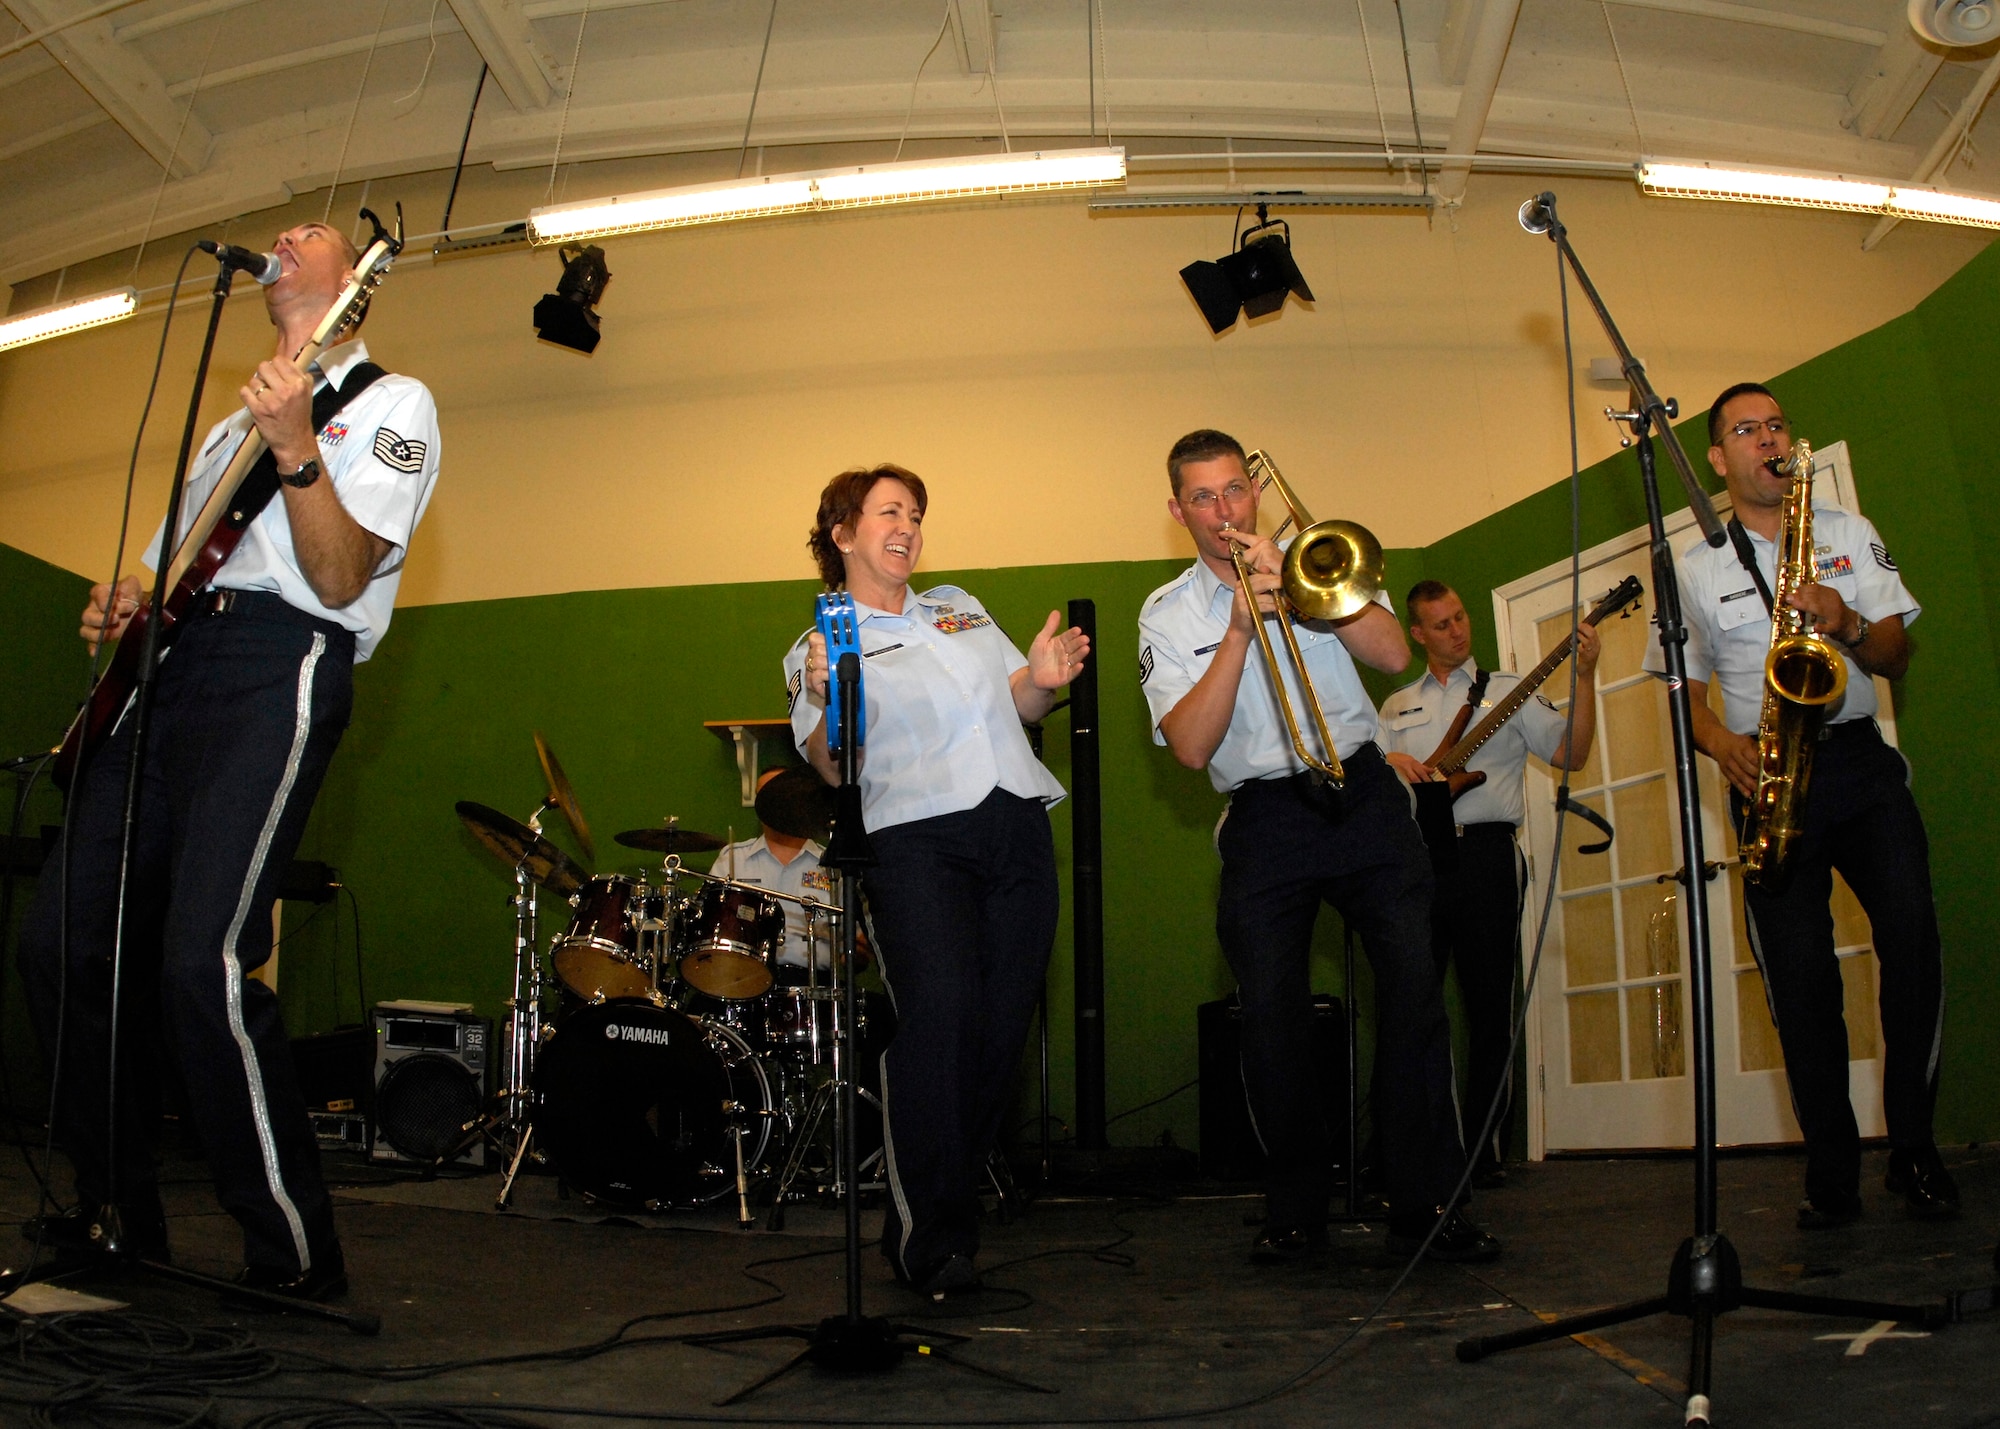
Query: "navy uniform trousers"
1736 719 1945 1209
1217 745 1466 1229
19 595 351 1276
1432 823 1525 1173
864 787 1057 1280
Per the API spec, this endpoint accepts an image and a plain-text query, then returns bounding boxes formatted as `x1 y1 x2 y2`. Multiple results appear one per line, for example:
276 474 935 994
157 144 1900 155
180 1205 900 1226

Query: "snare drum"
552 875 653 1002
678 882 782 1000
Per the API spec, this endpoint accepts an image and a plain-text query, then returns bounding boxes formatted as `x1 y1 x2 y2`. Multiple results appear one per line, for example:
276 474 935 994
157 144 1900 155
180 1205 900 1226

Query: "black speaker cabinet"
291 1025 374 1151
371 1004 491 1168
1197 993 1348 1182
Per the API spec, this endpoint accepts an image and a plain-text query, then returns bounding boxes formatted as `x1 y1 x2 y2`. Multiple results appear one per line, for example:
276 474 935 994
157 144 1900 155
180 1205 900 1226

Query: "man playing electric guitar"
1380 581 1599 1187
18 219 441 1299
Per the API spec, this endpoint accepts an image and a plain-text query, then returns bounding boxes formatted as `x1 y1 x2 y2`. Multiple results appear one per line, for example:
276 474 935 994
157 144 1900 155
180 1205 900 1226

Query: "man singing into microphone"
18 219 441 1299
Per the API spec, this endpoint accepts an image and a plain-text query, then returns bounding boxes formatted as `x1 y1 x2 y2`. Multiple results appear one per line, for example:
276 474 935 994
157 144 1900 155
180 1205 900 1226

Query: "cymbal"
534 730 594 862
614 824 728 854
456 800 586 895
754 765 837 842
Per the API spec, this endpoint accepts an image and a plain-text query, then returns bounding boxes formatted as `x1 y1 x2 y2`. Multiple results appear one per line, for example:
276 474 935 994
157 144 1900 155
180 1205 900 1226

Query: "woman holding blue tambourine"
784 463 1088 1298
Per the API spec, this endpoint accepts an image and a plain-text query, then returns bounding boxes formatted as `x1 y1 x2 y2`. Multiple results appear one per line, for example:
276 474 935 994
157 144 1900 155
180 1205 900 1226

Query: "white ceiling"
4 0 1998 290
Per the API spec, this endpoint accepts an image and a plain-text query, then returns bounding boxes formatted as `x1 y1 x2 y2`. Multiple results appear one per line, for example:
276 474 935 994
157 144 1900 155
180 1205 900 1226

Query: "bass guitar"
1421 573 1644 799
53 208 403 791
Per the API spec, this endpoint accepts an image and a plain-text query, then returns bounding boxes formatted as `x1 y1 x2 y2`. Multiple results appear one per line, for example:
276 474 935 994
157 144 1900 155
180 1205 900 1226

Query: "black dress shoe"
912 1253 981 1297
1250 1226 1326 1265
1796 1192 1864 1230
1386 1207 1501 1263
233 1248 348 1302
1885 1147 1961 1221
22 1206 169 1262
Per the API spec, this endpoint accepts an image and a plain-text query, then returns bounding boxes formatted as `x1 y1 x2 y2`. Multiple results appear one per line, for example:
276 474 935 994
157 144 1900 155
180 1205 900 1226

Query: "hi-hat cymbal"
534 731 594 861
614 824 727 854
456 800 586 895
753 765 837 842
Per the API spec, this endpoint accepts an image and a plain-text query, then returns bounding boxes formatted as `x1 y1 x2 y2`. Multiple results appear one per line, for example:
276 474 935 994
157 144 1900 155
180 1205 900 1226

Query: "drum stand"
764 904 885 1230
440 832 550 1207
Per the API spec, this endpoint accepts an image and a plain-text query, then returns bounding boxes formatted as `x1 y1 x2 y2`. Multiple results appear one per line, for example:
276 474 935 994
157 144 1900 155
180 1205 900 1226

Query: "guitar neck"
1436 630 1580 774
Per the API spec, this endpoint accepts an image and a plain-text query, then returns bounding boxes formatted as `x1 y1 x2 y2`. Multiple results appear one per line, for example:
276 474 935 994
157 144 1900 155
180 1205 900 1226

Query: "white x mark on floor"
1815 1320 1930 1357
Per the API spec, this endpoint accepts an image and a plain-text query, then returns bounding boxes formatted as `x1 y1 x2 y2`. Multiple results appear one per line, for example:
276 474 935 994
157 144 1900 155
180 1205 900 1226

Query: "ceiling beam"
1843 26 1943 141
1437 0 1523 204
446 0 556 109
1863 49 2000 250
1604 0 1885 48
948 0 995 77
6 0 210 175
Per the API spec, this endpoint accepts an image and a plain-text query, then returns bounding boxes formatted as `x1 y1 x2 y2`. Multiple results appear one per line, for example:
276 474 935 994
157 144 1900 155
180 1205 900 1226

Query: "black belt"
1235 741 1386 800
1455 820 1515 840
1819 718 1879 745
200 587 352 642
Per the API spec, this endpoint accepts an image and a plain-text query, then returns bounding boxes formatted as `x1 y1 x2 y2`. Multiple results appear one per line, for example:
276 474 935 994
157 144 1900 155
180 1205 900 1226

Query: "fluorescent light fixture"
529 147 1126 244
1639 159 2000 231
0 287 138 353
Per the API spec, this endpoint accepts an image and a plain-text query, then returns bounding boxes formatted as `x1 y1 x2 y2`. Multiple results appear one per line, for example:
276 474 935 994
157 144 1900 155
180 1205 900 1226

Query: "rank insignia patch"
1139 645 1155 684
787 669 802 711
932 611 992 634
372 427 427 474
1871 542 1898 572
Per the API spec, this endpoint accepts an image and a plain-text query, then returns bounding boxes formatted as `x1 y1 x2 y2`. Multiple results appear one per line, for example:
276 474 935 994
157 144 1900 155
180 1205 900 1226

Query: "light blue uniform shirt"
143 340 441 663
1378 658 1570 828
715 834 837 968
1644 501 1920 735
1137 551 1393 794
784 584 1067 833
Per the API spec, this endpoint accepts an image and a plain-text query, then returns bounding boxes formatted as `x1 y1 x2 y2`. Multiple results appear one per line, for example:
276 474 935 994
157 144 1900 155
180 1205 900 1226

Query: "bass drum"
533 999 774 1208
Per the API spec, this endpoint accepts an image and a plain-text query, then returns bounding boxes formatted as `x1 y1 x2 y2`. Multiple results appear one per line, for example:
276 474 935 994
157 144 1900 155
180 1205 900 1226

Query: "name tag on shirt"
1387 707 1428 730
1718 587 1765 631
933 612 992 634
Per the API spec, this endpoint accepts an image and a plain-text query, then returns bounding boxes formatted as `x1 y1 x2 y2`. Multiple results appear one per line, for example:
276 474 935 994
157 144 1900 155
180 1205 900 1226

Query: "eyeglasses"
1727 418 1789 440
1180 481 1252 511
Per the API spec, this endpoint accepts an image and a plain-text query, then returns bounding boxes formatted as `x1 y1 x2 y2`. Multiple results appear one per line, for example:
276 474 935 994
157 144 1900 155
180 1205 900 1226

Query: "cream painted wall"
1 168 1986 604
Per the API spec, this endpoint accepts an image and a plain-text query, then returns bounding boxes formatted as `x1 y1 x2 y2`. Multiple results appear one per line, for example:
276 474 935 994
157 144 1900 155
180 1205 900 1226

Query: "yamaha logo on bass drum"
604 1021 673 1046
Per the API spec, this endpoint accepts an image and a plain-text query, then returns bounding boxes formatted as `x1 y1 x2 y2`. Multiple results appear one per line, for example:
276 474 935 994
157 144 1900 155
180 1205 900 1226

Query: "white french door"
1499 443 1890 1155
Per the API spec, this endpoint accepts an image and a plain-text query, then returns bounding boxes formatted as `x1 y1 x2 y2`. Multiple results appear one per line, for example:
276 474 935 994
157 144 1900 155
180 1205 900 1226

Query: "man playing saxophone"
1656 382 1954 1229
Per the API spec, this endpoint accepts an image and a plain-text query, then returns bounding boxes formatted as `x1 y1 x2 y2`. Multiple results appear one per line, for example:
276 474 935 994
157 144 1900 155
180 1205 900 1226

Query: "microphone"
197 240 281 285
1517 191 1557 235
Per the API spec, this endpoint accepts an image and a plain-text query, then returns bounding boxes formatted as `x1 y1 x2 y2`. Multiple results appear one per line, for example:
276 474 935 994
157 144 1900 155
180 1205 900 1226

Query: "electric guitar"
53 208 404 791
1421 574 1644 799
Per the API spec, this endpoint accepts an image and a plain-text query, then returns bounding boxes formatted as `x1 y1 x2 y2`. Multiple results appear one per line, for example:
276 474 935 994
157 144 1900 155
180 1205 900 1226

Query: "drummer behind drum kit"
447 737 879 1224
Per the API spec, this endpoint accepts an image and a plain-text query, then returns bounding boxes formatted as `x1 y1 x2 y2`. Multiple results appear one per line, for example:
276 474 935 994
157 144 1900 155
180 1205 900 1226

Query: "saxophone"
1740 439 1848 890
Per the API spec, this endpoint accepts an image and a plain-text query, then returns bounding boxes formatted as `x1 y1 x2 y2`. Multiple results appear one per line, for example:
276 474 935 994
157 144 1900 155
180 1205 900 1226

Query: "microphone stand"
1454 193 1942 1425
687 652 1050 1404
4 251 379 1336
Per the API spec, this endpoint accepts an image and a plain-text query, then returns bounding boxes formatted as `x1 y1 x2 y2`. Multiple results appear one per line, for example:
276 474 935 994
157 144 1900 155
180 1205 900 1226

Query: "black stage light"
1179 205 1314 334
533 243 611 353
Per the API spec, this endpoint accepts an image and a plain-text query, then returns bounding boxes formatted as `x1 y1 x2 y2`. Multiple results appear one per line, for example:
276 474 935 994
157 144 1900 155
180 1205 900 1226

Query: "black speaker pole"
1066 599 1105 1153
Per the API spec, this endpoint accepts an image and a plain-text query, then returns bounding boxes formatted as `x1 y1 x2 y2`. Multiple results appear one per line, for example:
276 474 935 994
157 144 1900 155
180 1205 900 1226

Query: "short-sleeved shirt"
143 339 441 663
784 584 1067 833
1378 658 1570 828
1137 550 1393 794
714 834 838 968
1644 501 1920 735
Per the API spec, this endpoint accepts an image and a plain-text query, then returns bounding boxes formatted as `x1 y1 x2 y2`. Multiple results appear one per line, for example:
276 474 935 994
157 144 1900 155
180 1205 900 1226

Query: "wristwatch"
279 457 322 489
1841 612 1871 649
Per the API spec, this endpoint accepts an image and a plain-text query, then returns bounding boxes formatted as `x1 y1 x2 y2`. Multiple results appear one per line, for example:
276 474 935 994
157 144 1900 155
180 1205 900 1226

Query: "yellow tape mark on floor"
1534 1311 1686 1399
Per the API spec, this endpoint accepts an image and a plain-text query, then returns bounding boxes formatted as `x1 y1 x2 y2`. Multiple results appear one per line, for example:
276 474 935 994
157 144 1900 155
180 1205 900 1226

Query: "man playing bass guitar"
18 219 440 1299
1380 581 1599 1188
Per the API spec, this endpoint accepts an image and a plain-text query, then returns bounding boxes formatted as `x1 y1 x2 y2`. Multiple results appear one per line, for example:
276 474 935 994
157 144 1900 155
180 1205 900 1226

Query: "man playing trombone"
1138 429 1496 1264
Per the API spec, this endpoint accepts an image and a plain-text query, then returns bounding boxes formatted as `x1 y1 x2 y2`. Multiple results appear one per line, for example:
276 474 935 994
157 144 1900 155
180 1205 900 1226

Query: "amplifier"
1196 993 1348 1182
370 1003 491 1168
291 1025 374 1152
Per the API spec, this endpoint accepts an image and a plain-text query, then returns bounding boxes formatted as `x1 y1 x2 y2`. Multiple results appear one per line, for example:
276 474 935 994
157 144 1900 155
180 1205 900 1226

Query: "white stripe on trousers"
217 632 325 1272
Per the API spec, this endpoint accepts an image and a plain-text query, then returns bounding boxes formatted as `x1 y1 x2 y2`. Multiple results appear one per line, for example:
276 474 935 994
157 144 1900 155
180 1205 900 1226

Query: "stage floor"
2 1140 1995 1426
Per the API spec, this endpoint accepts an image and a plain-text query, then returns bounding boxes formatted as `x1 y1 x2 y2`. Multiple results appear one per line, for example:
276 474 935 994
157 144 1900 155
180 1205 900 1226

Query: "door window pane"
1568 991 1623 1084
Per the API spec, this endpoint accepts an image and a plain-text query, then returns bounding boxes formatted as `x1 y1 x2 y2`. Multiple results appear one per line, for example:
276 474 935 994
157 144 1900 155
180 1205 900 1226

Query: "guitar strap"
1726 517 1777 617
215 360 390 544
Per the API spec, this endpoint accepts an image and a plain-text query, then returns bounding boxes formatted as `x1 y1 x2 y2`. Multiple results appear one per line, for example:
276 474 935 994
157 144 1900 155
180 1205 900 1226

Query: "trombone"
1225 449 1385 788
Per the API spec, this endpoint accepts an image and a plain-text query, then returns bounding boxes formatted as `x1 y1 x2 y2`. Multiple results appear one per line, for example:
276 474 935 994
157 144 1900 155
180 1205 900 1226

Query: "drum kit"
450 740 881 1224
